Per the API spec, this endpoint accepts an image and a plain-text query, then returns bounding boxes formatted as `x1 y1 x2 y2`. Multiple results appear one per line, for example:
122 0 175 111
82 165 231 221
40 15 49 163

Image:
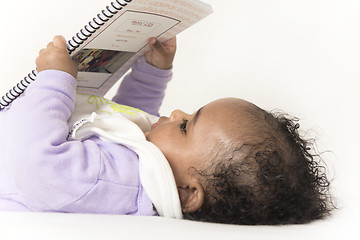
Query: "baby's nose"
169 109 185 121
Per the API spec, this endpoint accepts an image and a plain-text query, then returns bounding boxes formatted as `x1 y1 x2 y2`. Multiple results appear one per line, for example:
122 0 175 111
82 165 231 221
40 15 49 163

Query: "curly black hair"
183 106 334 225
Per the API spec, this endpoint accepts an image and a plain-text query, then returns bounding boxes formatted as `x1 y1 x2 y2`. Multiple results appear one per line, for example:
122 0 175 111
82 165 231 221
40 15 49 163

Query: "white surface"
1 0 359 239
0 211 356 240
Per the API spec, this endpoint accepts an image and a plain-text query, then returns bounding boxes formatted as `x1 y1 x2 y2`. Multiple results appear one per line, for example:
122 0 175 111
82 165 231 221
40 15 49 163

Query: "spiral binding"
0 0 132 111
67 0 132 54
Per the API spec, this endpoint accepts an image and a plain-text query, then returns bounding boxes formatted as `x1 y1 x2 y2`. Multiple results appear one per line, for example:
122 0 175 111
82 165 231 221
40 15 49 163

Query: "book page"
73 0 213 95
73 11 180 89
86 11 180 52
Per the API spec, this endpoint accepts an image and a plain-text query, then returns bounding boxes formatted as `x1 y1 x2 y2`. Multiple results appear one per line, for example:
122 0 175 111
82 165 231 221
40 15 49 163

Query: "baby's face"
145 98 251 188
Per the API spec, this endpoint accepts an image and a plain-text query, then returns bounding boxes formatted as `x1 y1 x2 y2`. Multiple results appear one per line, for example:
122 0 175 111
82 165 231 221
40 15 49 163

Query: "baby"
0 36 333 225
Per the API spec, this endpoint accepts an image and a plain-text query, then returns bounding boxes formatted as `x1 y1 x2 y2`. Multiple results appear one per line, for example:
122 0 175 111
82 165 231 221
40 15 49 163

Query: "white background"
0 0 359 239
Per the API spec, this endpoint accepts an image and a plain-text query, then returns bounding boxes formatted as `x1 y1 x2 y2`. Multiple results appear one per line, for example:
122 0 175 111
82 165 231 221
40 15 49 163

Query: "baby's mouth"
144 121 158 139
151 122 158 129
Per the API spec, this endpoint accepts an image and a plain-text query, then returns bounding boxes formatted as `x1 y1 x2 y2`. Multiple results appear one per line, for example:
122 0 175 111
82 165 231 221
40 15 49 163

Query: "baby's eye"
180 118 188 134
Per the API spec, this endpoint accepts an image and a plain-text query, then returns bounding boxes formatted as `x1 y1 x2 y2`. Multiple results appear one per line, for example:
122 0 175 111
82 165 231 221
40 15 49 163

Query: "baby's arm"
6 37 140 213
112 37 176 116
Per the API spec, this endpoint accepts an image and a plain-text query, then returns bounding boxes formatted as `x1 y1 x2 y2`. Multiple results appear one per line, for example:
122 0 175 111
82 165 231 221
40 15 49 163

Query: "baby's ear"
177 182 205 213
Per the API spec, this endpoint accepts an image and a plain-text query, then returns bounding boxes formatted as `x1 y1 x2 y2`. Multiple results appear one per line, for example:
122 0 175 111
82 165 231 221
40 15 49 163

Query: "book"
0 0 213 111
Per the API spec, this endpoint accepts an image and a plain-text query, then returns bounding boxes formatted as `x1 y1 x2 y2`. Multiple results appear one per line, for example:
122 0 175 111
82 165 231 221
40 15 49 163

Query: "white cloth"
67 93 183 219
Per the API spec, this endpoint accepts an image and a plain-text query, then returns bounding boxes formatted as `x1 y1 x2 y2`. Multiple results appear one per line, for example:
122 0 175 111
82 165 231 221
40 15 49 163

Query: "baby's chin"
144 130 150 140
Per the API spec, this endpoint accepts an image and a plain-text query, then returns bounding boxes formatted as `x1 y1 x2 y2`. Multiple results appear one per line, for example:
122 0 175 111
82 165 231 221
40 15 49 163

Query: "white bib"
67 93 183 219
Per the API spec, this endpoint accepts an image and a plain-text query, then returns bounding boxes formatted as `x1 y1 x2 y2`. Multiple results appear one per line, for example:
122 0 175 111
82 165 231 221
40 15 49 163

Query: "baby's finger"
148 38 167 55
38 48 46 56
46 42 54 49
164 37 176 48
53 35 68 50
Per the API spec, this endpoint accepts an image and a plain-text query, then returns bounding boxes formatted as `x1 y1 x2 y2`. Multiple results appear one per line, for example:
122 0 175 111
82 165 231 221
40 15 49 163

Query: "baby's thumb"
53 35 68 50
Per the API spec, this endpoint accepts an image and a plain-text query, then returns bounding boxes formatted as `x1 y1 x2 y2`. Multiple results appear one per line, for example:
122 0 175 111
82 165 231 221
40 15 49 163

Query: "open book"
0 0 213 111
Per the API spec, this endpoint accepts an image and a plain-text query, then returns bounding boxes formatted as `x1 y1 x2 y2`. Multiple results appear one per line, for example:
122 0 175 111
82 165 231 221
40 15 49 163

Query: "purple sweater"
0 56 172 215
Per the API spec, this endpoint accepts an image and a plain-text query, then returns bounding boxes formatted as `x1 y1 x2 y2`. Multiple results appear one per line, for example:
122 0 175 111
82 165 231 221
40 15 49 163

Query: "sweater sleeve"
112 56 172 116
5 70 152 214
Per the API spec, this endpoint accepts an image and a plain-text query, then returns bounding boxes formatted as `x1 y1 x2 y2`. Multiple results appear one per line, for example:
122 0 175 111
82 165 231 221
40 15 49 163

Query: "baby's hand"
36 36 78 78
145 37 176 70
